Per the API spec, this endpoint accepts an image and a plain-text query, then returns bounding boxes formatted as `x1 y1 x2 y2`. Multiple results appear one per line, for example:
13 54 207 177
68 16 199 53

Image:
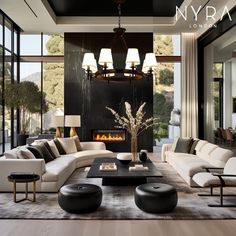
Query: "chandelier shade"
82 0 157 82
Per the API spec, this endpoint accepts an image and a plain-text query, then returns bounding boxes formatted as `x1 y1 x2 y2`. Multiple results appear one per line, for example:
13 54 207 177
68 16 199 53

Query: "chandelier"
82 0 158 82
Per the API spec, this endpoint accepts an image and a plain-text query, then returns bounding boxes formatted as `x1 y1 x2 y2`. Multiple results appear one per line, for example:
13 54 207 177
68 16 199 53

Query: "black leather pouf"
58 183 102 213
134 183 177 213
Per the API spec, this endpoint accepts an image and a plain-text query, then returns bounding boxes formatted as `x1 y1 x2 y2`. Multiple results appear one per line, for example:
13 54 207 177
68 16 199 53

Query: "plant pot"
17 134 29 146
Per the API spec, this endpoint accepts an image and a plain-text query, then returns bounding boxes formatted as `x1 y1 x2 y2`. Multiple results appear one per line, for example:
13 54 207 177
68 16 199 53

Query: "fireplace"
92 129 126 142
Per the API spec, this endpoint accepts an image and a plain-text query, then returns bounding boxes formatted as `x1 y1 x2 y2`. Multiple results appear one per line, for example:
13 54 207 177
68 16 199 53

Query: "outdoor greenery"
4 81 48 134
153 35 175 140
43 34 64 110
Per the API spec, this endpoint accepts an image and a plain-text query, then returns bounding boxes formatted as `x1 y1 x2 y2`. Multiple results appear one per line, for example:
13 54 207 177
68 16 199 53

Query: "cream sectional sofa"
161 140 234 186
0 142 114 192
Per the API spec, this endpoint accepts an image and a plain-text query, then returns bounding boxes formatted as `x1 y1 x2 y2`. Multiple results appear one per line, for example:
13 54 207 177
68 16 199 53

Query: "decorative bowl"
117 153 132 164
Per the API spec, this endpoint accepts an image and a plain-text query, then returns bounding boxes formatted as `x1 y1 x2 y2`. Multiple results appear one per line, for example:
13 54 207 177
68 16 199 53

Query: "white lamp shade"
126 48 140 65
65 115 81 127
82 53 97 68
143 53 157 68
52 115 64 127
98 48 113 65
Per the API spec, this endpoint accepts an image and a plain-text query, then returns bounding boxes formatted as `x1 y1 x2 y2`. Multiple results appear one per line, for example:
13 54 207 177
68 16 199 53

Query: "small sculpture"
169 108 181 126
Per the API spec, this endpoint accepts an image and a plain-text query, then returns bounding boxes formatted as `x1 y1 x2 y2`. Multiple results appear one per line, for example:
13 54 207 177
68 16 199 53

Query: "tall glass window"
20 33 64 136
0 10 20 154
153 35 181 148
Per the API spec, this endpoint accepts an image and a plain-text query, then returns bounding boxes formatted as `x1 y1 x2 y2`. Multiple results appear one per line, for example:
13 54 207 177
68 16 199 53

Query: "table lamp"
52 115 64 138
65 115 81 137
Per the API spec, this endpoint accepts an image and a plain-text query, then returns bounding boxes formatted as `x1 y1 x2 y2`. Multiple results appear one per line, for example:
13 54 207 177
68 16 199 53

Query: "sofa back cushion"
195 140 208 156
18 148 36 159
224 157 236 174
174 137 193 153
47 140 60 158
72 136 82 151
197 143 218 161
4 147 20 159
53 139 66 155
58 137 77 154
209 147 233 167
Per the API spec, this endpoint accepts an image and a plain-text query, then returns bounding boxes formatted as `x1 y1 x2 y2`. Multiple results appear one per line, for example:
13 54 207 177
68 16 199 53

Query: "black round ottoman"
58 183 102 213
134 183 177 213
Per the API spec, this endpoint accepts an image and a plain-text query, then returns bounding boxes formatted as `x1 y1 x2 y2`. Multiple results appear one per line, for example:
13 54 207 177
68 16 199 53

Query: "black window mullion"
41 33 43 133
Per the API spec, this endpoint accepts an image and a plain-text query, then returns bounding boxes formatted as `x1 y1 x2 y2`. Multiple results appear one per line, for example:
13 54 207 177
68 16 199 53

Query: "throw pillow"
47 140 60 158
53 139 66 155
72 136 82 151
37 143 55 163
17 148 36 159
27 146 44 159
4 147 20 159
58 137 77 154
44 142 57 159
174 137 194 153
189 139 199 154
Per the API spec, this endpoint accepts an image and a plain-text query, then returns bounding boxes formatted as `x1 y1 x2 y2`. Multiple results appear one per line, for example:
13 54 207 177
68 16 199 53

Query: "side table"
8 172 40 203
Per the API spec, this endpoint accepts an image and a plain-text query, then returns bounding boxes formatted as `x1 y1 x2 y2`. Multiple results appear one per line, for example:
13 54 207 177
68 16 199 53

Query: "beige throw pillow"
4 147 20 159
58 138 77 154
18 148 36 159
48 140 60 158
72 136 82 151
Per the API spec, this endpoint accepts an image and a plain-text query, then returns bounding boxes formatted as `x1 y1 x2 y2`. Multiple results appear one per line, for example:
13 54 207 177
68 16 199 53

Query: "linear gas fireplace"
92 129 126 142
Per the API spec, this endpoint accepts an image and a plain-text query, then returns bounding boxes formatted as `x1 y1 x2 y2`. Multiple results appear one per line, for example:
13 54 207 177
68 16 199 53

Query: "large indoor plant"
106 102 158 161
4 81 48 145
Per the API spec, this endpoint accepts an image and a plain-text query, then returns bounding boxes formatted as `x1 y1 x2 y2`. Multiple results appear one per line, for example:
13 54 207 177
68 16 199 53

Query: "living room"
0 0 236 235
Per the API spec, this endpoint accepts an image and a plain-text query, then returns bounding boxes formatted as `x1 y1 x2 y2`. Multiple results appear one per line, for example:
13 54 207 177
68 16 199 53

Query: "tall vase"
131 132 138 162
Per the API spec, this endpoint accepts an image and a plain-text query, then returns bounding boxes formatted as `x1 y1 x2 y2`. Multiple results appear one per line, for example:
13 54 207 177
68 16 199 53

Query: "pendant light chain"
118 3 121 28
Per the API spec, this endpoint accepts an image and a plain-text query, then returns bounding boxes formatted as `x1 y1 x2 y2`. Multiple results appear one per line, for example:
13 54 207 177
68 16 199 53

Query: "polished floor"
0 219 236 236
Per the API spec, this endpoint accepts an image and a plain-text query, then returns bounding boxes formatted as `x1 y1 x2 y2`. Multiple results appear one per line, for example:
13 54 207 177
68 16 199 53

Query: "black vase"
139 151 148 162
17 134 29 146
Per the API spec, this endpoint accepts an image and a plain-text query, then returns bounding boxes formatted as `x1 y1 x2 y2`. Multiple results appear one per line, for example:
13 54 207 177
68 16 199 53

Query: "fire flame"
94 133 124 141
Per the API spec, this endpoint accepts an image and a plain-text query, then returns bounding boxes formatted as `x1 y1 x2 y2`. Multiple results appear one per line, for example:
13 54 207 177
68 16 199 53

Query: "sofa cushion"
54 139 66 155
208 147 233 167
4 147 20 159
27 146 44 159
42 156 76 182
72 136 82 151
58 138 77 154
174 137 193 153
193 172 220 187
195 140 208 152
47 140 60 158
18 148 36 159
197 143 218 162
189 140 199 154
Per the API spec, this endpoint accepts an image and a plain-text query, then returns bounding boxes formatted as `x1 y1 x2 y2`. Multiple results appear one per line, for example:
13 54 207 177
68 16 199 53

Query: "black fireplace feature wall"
92 129 126 142
64 33 153 152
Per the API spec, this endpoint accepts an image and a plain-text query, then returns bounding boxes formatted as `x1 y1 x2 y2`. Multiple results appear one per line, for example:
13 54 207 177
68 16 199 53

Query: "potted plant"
4 81 48 145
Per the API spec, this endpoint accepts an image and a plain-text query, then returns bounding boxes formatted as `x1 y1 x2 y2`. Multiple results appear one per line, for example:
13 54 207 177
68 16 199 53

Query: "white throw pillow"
4 147 20 159
31 139 49 146
47 140 60 158
58 138 77 154
17 148 36 159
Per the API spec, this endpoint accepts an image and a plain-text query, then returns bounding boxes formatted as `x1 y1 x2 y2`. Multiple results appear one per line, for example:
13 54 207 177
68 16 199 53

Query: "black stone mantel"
64 33 153 152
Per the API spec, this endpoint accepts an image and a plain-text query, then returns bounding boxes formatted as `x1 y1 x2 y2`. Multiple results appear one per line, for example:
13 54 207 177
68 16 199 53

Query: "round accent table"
58 183 102 213
134 183 178 213
8 172 40 203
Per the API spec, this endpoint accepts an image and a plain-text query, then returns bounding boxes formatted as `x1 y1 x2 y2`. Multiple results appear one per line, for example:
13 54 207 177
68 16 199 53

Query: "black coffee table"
87 157 163 186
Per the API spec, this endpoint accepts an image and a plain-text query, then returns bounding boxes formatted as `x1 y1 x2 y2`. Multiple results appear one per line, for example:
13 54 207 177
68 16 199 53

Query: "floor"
1 219 236 236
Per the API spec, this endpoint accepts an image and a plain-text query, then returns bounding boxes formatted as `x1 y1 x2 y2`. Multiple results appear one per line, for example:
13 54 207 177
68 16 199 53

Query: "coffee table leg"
33 181 36 202
25 182 28 199
13 180 16 203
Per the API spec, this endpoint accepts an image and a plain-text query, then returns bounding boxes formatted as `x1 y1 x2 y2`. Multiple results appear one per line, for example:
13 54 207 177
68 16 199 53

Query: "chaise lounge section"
162 139 234 186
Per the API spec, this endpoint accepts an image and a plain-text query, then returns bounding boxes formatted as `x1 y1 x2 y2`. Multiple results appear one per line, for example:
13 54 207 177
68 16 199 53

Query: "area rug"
1 161 236 220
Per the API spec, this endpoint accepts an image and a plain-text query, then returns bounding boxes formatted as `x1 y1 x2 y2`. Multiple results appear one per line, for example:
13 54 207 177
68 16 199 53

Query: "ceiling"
47 0 184 17
0 0 235 36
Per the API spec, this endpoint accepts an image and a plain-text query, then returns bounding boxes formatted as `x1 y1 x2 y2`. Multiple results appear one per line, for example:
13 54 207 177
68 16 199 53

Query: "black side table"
8 172 40 203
